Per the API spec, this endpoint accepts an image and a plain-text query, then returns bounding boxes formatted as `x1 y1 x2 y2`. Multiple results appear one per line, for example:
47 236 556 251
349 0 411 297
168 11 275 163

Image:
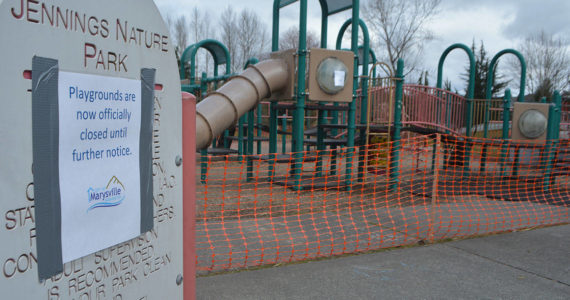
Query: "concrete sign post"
0 0 184 298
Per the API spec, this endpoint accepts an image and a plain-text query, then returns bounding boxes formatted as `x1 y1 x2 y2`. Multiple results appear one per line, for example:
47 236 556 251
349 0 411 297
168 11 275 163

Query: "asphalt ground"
197 223 570 300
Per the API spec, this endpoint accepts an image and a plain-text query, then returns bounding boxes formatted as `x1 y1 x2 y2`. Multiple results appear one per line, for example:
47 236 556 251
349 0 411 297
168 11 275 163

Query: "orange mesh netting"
195 134 570 274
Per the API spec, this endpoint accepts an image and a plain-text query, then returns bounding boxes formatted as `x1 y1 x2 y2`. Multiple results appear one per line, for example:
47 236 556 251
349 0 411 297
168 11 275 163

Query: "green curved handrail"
335 18 369 51
482 49 526 139
436 43 475 178
179 39 231 83
436 43 475 99
436 43 475 135
486 49 526 101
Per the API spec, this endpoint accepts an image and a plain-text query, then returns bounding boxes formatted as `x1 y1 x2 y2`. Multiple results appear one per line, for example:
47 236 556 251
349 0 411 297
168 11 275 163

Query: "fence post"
182 92 197 300
429 134 441 243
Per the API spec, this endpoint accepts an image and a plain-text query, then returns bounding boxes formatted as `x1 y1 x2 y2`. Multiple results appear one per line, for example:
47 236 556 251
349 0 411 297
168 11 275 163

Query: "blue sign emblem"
87 176 125 212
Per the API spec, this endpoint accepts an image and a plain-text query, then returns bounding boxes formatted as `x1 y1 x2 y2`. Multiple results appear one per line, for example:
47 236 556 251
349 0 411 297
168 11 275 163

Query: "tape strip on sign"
32 56 63 281
32 56 155 280
139 68 155 233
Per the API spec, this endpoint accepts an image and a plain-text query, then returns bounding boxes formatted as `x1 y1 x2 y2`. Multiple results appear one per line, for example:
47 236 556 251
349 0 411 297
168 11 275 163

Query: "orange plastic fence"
195 134 570 274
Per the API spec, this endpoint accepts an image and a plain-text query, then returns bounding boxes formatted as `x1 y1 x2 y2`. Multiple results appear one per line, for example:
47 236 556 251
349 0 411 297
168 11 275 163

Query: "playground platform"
197 223 570 299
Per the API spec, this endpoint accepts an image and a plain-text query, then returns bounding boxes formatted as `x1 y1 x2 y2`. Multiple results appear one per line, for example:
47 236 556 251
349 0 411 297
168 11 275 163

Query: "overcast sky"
154 0 569 93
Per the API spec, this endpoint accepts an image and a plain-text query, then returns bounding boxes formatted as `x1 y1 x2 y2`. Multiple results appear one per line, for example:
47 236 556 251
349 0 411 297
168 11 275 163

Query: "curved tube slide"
195 59 289 150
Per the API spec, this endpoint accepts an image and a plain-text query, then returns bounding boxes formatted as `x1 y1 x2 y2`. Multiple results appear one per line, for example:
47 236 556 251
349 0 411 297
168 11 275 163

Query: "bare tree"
510 30 570 100
219 7 240 72
362 0 441 76
279 26 320 50
173 16 189 60
189 7 216 77
219 7 269 73
236 9 269 70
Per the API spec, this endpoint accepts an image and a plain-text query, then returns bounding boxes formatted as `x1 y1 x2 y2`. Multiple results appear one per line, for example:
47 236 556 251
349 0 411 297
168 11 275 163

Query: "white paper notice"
58 71 142 263
334 70 345 87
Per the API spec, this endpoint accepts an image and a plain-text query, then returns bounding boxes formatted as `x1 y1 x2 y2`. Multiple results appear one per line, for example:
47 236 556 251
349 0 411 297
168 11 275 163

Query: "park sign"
0 0 183 299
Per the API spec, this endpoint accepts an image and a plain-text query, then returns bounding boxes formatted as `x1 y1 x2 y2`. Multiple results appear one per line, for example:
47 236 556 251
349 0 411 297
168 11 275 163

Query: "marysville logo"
86 176 125 212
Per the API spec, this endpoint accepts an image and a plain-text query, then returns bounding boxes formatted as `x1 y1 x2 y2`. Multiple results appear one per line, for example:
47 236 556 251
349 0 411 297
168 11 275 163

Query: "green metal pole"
345 0 359 190
333 18 354 178
316 11 327 174
554 91 562 140
291 0 309 191
543 91 561 190
238 115 245 157
316 109 325 176
315 1 328 176
271 1 280 51
446 93 451 133
257 103 262 154
501 89 511 140
213 61 219 88
200 149 207 184
200 72 208 99
268 102 278 179
245 57 262 155
282 114 287 153
543 104 556 190
390 59 404 191
357 24 370 183
268 1 280 180
247 109 255 181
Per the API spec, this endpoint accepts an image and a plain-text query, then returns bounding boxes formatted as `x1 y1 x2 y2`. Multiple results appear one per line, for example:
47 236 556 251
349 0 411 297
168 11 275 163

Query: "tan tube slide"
195 59 289 150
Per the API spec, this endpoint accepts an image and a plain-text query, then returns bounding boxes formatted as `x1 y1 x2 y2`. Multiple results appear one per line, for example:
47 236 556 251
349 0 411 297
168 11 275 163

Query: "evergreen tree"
416 70 429 86
533 78 554 101
443 79 458 94
462 41 510 99
443 79 452 91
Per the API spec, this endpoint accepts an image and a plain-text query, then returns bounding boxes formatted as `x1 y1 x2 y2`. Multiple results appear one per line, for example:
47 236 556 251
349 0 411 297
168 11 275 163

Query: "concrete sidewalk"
197 224 570 299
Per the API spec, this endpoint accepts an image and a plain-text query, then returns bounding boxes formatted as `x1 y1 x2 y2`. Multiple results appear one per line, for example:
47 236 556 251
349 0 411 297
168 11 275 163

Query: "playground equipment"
179 40 270 158
195 59 290 149
180 39 231 96
179 39 238 159
268 0 365 190
187 0 367 191
181 2 568 277
189 29 566 194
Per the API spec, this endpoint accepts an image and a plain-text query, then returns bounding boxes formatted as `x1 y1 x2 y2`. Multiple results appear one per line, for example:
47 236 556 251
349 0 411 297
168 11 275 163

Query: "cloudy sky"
154 0 569 93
